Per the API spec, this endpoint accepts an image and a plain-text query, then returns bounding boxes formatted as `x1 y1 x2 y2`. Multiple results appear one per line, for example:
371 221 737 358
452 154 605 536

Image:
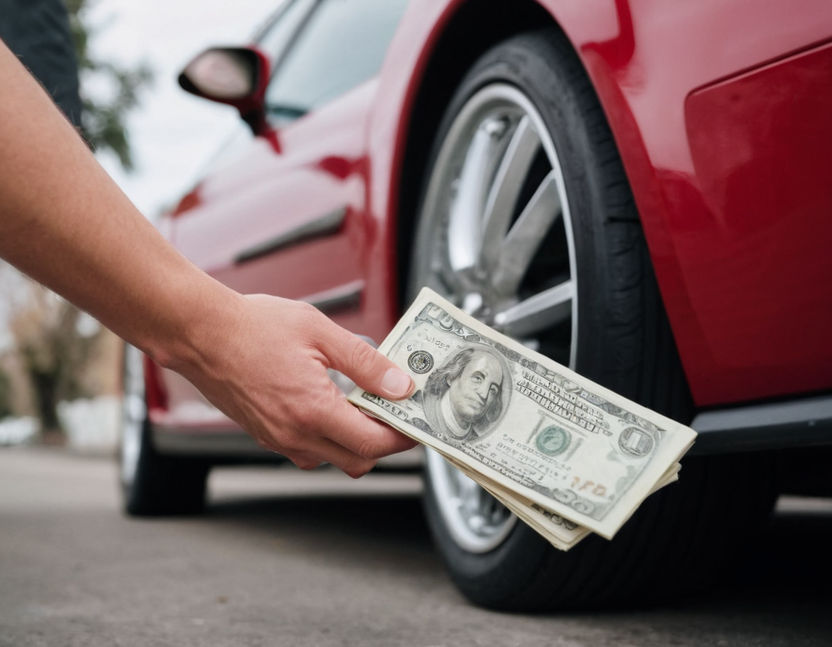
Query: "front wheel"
120 344 209 516
409 30 775 610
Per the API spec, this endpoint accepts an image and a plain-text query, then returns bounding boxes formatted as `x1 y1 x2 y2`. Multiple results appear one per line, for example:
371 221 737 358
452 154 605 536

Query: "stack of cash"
348 288 696 550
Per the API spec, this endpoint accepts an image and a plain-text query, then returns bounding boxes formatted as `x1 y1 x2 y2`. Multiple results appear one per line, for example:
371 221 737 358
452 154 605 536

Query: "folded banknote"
349 288 696 544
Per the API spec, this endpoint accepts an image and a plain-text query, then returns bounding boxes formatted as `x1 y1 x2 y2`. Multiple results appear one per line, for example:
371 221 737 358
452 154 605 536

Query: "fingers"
285 409 417 478
316 317 414 400
288 441 375 478
314 395 417 459
263 378 416 478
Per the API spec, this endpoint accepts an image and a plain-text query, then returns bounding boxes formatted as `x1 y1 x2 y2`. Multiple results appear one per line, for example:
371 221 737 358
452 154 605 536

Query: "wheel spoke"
479 117 541 271
491 171 561 296
457 470 481 509
493 280 574 338
429 258 462 295
447 120 507 271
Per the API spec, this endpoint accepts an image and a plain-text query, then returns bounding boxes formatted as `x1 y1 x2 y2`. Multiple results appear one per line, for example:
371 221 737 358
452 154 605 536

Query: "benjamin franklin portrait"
421 346 511 442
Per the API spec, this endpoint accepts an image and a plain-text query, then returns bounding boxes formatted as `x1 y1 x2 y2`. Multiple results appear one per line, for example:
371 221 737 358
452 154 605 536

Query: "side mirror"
178 46 270 135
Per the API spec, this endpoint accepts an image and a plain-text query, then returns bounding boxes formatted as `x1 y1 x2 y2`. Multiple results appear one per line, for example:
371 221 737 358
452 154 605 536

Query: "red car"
119 0 832 610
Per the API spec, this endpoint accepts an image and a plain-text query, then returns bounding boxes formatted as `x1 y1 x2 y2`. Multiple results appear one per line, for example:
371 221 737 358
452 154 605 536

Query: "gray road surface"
1 447 831 647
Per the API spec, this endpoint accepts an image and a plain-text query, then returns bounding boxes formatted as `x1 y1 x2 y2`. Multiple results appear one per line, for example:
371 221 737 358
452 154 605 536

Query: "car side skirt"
690 394 832 455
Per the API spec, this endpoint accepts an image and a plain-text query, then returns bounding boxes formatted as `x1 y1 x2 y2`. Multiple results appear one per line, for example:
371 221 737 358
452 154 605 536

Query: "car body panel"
543 0 832 405
682 41 832 403
172 80 373 308
150 0 832 435
152 81 381 429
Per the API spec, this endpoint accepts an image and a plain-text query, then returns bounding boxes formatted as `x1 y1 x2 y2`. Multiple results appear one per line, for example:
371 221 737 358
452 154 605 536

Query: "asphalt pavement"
1 447 831 647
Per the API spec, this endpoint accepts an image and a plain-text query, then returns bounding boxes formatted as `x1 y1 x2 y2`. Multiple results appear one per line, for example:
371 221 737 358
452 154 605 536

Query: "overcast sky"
87 0 281 217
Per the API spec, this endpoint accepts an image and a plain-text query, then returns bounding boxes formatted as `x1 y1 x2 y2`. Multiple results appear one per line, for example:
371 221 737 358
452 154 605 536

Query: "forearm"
0 40 231 370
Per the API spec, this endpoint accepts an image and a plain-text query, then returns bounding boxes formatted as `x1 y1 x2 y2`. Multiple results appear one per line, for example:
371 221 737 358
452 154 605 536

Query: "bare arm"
0 41 415 477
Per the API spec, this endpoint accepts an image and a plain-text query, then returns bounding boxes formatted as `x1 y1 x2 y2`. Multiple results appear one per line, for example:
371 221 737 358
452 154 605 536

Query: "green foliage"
65 0 153 171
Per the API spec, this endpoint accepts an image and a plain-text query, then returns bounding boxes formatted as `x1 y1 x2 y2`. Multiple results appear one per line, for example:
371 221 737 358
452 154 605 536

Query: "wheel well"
394 0 565 310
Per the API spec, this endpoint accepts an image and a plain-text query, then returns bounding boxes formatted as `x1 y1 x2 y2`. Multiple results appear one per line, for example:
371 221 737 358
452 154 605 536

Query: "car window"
264 0 409 121
192 122 258 179
254 0 316 65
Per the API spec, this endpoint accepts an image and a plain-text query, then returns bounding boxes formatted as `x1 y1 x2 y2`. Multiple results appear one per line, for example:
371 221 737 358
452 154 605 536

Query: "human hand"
172 293 417 478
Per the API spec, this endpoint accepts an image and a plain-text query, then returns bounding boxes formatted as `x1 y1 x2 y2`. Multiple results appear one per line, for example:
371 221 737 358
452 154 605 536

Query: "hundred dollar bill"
349 288 696 540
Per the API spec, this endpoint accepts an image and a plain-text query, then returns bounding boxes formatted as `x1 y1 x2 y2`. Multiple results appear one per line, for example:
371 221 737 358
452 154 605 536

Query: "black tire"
415 30 776 610
121 421 209 517
119 344 209 516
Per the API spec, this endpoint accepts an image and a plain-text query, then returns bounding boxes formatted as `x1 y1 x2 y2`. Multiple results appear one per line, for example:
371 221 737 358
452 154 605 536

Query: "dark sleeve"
0 0 83 128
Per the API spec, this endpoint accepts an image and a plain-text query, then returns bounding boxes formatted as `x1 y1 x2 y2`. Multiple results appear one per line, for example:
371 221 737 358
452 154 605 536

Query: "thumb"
319 320 414 400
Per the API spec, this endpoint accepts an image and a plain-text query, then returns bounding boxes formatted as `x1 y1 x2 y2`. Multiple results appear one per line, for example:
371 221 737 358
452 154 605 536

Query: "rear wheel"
120 344 209 516
408 30 776 610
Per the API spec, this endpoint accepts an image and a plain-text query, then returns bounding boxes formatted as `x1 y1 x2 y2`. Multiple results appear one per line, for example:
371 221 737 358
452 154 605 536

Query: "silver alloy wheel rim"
120 344 146 487
413 83 578 554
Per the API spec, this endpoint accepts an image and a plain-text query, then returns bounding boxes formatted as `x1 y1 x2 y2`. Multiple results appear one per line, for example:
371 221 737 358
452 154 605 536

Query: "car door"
158 0 409 430
174 0 408 323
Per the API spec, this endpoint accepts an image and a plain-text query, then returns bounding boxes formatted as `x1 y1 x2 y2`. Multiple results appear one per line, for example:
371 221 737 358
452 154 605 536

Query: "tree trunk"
31 368 62 434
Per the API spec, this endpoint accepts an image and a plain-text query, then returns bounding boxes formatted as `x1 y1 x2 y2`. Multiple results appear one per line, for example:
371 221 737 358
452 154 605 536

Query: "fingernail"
381 367 413 398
